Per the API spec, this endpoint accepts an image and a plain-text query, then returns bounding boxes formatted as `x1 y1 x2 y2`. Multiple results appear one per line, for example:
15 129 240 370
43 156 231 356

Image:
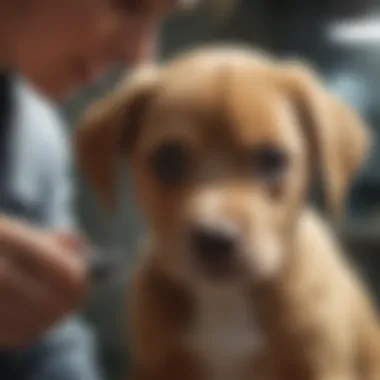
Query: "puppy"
75 46 380 380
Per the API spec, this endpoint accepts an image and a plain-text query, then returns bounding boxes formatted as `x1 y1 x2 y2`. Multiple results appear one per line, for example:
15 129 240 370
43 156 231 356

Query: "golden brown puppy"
76 46 380 380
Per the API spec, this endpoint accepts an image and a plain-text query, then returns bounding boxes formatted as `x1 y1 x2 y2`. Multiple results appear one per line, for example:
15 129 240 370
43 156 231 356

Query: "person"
0 72 105 379
0 0 194 377
1 0 190 100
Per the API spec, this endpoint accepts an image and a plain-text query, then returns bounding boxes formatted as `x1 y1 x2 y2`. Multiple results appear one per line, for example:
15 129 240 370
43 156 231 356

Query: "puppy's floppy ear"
280 62 371 218
75 65 160 211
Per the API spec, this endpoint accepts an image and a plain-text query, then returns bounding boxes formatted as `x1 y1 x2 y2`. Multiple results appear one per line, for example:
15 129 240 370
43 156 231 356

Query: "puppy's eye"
252 146 288 180
150 142 189 186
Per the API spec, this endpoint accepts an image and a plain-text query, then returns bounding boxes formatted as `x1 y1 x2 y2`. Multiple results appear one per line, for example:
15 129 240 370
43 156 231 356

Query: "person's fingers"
51 231 91 261
0 219 87 349
0 256 66 322
0 256 81 348
12 245 85 307
0 219 85 303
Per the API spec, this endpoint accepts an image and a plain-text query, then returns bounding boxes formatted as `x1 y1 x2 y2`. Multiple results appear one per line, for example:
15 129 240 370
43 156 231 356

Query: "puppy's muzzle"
188 223 240 278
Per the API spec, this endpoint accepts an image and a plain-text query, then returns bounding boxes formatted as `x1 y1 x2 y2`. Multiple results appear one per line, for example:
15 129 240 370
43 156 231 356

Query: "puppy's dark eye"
252 146 288 180
150 142 188 186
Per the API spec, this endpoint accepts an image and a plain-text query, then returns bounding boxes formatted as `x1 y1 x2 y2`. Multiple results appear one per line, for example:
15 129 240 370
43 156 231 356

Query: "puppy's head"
76 47 369 287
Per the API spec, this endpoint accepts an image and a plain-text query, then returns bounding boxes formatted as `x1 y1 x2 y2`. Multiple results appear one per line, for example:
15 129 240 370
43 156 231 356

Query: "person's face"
4 0 178 100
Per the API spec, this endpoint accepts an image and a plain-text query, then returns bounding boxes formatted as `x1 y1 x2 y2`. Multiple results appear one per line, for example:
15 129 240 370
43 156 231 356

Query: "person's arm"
1 83 105 380
0 80 87 350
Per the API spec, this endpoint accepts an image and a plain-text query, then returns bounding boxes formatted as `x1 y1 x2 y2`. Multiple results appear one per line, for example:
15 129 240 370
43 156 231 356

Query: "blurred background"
60 0 380 378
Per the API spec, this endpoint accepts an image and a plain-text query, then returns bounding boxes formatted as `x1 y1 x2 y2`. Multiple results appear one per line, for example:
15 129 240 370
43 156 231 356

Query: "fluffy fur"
75 45 380 380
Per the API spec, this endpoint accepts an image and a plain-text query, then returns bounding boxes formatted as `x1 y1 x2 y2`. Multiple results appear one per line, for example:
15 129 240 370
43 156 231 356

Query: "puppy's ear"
75 65 160 211
280 63 371 218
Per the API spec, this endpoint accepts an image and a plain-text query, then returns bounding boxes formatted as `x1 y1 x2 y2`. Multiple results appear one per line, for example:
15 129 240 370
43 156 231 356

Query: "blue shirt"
0 76 75 229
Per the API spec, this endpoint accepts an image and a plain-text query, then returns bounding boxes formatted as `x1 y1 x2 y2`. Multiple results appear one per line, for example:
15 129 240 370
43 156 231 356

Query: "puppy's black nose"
190 226 237 262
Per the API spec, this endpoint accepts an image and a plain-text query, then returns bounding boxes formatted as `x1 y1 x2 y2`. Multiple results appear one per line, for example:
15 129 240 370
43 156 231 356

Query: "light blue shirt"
2 78 75 230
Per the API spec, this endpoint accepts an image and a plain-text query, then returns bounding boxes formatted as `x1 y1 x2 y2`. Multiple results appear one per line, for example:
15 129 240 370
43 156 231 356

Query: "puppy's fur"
76 46 380 380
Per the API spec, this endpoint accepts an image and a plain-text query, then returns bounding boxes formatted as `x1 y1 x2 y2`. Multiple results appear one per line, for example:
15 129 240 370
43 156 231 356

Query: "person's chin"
21 72 72 103
27 66 106 102
38 82 73 103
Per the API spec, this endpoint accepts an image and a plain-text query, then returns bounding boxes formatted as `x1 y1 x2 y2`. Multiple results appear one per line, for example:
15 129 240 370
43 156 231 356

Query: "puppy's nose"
190 226 237 261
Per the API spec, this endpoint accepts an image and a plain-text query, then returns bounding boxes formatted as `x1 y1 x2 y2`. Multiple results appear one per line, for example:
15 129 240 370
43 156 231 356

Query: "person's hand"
0 217 87 349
